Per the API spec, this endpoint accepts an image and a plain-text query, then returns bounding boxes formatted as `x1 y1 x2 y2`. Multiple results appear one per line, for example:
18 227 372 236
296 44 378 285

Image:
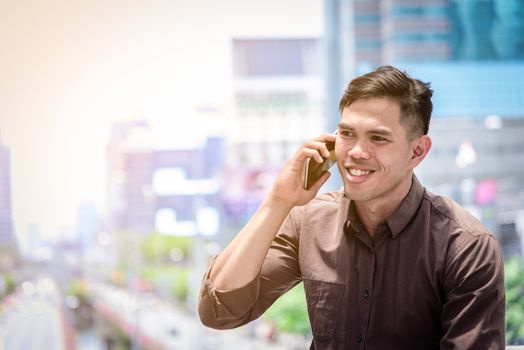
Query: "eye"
371 135 387 142
339 130 355 138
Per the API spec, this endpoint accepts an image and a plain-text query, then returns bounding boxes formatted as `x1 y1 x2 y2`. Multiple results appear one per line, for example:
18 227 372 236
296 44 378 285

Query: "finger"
303 140 331 159
301 147 324 164
312 133 337 143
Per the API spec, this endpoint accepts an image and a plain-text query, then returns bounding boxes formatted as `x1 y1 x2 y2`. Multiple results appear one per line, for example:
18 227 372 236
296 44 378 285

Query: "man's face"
335 97 420 204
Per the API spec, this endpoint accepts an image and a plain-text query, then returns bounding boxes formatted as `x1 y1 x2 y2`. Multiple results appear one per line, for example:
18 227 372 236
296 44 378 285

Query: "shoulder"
291 190 344 217
285 190 344 235
422 191 504 299
423 189 498 257
310 190 345 207
425 190 491 235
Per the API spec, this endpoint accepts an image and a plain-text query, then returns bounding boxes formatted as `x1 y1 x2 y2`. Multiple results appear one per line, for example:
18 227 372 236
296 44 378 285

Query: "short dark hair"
338 65 433 137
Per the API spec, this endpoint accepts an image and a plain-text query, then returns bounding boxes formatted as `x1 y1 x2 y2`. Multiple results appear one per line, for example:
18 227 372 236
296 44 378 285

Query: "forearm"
210 196 294 290
209 133 335 290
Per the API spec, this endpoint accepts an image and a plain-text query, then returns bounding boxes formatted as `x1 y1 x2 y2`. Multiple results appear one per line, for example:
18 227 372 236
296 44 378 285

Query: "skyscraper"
106 120 154 233
346 0 524 68
352 0 451 65
0 134 15 246
229 38 325 168
106 121 223 236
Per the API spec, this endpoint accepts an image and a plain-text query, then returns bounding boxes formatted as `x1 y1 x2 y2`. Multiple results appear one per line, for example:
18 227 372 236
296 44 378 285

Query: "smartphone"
303 140 336 190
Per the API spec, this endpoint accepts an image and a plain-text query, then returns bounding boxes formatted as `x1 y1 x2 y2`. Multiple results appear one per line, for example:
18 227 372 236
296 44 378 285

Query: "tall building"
352 0 451 65
334 0 524 71
106 121 223 236
106 120 154 233
0 134 15 246
75 201 98 253
228 38 325 168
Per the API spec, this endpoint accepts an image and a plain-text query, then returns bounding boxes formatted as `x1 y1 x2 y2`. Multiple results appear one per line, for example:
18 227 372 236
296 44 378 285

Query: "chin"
344 177 381 199
343 185 366 201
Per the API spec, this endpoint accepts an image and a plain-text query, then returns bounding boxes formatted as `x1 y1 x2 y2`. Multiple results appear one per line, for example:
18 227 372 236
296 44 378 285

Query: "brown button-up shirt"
198 177 505 349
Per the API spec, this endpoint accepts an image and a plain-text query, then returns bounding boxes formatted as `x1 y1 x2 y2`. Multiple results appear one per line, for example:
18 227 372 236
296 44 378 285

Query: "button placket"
358 242 375 348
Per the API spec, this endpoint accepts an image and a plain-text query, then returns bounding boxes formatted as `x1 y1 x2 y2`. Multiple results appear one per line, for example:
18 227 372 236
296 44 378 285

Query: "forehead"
339 97 403 130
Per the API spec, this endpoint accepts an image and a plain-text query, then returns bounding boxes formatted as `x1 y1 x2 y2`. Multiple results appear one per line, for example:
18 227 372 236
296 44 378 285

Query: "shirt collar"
346 199 362 234
344 175 425 239
386 175 425 238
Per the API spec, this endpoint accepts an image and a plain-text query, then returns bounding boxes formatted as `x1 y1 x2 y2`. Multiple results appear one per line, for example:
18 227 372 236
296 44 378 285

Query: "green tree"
141 232 191 264
140 265 189 302
505 257 524 345
67 279 92 299
264 283 311 335
0 272 15 298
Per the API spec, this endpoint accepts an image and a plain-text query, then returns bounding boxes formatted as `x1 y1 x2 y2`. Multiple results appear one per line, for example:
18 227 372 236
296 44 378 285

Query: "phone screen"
303 140 336 190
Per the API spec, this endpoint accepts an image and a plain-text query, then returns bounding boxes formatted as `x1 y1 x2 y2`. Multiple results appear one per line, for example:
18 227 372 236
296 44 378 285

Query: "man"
198 66 505 349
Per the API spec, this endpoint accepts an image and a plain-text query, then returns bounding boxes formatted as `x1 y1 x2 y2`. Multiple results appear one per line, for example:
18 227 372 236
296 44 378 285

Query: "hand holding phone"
303 140 336 190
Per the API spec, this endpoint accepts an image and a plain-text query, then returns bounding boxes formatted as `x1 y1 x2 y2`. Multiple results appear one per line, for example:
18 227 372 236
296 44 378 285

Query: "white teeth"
349 168 370 176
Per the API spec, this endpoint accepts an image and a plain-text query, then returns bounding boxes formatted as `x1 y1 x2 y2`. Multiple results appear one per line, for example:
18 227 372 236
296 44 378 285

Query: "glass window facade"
353 0 524 64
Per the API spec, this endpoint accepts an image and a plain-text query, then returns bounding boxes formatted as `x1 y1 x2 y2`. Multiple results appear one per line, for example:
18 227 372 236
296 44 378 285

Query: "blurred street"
0 274 307 350
87 279 294 350
0 278 71 350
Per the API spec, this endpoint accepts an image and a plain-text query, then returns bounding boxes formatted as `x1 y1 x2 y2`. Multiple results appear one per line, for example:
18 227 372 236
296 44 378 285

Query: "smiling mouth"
345 166 376 180
349 168 372 176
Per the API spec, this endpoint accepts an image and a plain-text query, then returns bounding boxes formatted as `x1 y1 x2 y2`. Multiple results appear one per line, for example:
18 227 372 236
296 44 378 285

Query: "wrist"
263 192 296 212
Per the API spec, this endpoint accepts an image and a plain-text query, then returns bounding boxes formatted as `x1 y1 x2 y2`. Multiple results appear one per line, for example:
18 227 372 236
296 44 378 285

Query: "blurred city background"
1 0 524 349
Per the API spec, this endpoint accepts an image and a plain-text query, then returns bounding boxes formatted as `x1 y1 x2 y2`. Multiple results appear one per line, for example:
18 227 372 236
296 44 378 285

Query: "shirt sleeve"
440 233 506 349
198 207 303 330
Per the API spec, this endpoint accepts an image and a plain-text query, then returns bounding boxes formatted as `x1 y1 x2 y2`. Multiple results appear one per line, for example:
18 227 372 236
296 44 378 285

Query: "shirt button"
363 289 369 299
357 334 363 343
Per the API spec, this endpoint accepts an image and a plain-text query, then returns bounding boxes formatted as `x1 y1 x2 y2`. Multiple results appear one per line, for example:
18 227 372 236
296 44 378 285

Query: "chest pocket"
304 279 345 342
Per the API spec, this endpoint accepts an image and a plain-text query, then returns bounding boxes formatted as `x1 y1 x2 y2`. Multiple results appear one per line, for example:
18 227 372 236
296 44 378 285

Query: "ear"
409 135 432 168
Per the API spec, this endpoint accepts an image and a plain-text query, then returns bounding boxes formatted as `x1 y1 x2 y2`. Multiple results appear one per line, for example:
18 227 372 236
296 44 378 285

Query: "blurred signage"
474 178 497 206
155 206 220 237
152 167 219 196
222 166 279 221
455 141 477 169
155 208 197 236
197 206 220 236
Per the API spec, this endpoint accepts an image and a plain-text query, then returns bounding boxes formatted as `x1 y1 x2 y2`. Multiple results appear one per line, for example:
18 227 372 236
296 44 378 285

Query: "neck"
355 174 413 236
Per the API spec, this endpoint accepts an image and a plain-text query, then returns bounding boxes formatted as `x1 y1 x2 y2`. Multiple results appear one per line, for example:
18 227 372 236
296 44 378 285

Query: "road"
0 276 307 350
0 278 71 350
90 280 301 350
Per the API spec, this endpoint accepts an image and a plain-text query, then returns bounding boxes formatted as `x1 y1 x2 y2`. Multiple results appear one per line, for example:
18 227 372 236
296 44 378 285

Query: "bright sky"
0 0 323 243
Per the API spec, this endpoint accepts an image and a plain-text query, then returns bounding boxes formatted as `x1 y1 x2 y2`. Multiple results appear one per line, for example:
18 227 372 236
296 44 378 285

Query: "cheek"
334 143 346 161
335 148 344 161
375 150 402 169
383 151 412 173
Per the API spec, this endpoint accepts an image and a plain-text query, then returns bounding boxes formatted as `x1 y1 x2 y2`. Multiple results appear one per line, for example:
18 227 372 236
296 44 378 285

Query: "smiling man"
198 66 505 349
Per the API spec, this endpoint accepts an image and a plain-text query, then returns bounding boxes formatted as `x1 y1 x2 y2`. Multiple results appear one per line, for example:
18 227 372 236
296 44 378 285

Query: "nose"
347 140 370 160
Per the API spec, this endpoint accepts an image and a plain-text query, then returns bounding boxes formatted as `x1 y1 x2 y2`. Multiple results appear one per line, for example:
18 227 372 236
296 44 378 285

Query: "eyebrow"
337 123 394 137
